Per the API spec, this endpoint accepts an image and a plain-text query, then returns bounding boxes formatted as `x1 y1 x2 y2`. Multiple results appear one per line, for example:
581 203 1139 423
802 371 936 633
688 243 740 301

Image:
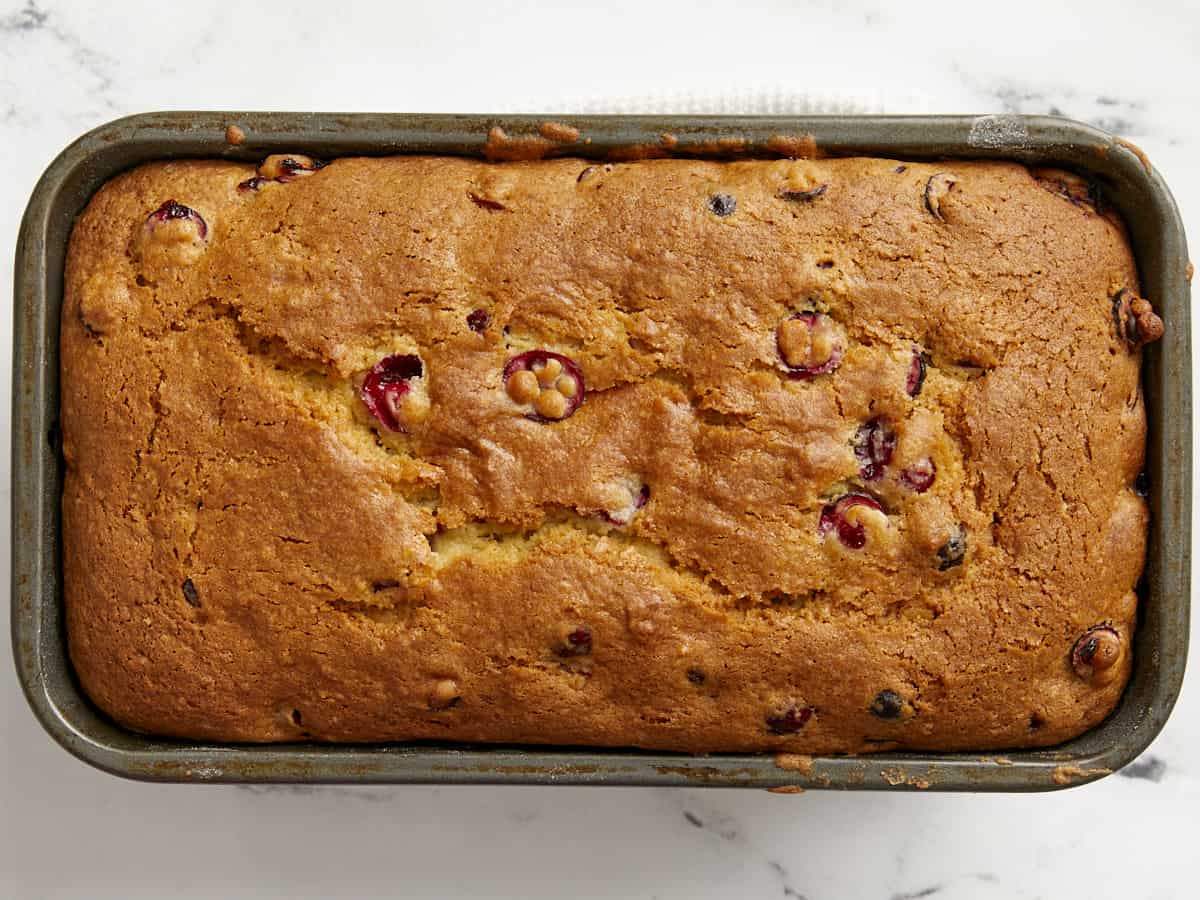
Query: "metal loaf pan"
11 113 1192 789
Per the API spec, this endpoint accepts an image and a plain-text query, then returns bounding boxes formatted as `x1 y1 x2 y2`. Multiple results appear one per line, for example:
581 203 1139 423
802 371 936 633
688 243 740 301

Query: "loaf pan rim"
12 111 1191 790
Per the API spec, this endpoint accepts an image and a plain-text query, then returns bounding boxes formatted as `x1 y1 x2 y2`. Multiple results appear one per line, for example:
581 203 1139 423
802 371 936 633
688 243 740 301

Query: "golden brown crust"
62 155 1154 751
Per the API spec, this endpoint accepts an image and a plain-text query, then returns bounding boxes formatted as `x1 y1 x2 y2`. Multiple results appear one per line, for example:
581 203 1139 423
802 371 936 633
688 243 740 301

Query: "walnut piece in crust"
133 199 209 266
258 154 325 182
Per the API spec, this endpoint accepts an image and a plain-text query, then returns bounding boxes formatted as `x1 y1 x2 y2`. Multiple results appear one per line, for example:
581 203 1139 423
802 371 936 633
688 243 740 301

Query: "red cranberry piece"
360 353 425 432
776 312 845 380
237 176 268 193
558 626 593 657
503 350 585 422
258 154 325 182
466 309 491 333
899 458 936 493
136 200 209 266
147 199 207 239
766 703 814 734
819 493 886 550
854 417 896 481
708 193 737 216
906 348 928 397
1071 625 1123 681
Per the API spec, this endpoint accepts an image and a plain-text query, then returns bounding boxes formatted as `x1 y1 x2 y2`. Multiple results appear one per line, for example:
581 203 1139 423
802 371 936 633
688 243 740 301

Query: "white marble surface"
2 1 1198 897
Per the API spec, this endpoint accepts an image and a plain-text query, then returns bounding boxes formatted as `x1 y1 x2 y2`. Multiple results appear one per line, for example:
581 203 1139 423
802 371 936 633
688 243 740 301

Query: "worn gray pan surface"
11 113 1191 789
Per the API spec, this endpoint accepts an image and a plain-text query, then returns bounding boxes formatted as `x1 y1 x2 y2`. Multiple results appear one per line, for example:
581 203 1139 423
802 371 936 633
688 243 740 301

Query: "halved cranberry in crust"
146 200 208 239
1071 625 1122 681
854 417 896 481
766 703 814 734
258 154 325 182
1033 168 1106 213
776 313 844 380
906 348 928 397
503 350 584 422
360 353 425 432
924 172 958 221
899 458 936 493
600 483 650 526
136 200 210 265
558 626 593 657
819 493 886 550
237 176 268 193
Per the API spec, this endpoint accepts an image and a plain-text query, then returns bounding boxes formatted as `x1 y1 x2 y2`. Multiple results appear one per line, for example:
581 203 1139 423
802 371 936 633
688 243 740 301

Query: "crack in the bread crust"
425 513 741 597
419 513 908 623
325 596 430 625
153 293 984 615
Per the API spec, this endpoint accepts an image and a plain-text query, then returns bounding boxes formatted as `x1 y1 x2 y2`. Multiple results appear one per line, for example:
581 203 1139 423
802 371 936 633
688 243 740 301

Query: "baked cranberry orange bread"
61 153 1162 752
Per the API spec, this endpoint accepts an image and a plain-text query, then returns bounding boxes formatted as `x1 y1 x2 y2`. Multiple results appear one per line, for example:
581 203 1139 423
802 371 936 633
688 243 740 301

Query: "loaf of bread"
62 152 1160 752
